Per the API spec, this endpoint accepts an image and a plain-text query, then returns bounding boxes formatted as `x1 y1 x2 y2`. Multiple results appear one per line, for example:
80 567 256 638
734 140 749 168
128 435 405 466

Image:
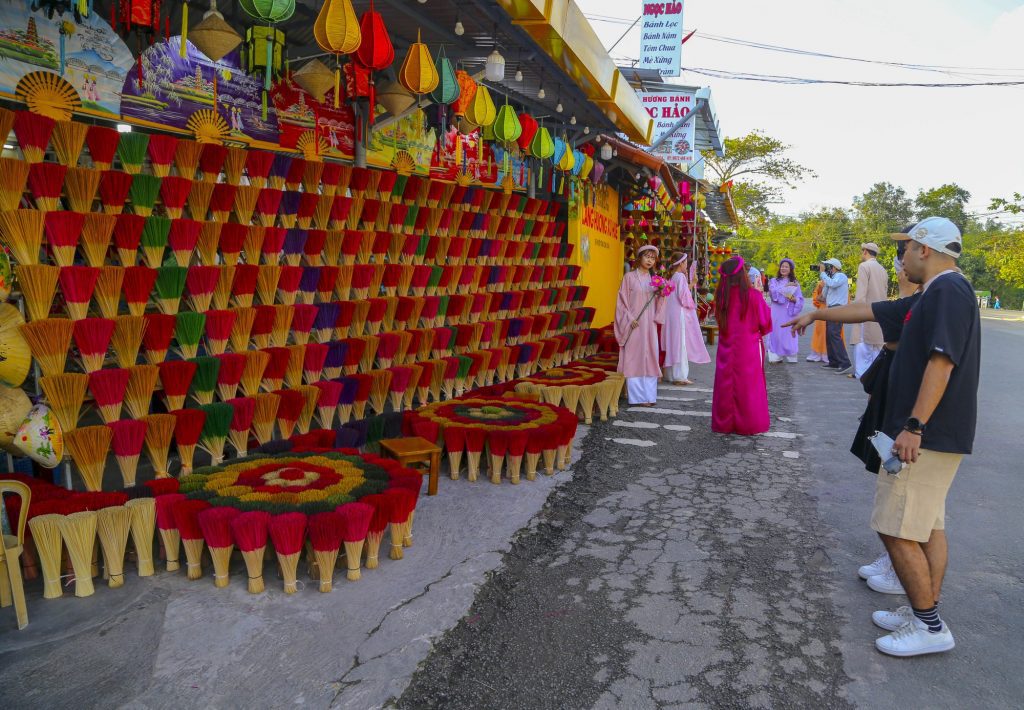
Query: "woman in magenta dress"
711 255 773 435
766 258 804 363
614 245 666 406
661 252 710 385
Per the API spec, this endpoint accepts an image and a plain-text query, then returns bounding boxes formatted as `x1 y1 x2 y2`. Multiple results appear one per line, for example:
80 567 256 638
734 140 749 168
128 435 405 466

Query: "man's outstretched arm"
783 302 876 336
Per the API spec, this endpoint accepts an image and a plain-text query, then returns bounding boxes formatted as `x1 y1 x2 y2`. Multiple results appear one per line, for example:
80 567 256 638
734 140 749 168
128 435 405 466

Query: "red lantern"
580 143 595 157
517 113 537 151
355 0 394 71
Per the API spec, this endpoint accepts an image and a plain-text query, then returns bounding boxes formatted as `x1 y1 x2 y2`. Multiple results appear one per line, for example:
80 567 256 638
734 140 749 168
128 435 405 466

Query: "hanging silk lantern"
551 136 568 169
430 49 459 105
492 102 522 144
579 154 594 180
517 113 537 151
591 161 605 185
293 59 335 103
571 149 585 176
465 84 496 127
398 30 439 96
314 0 362 107
529 126 553 160
239 0 295 113
355 0 393 71
451 70 476 117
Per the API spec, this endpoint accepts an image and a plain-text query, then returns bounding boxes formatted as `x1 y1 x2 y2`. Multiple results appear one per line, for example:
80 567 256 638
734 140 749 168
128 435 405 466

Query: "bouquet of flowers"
624 275 674 346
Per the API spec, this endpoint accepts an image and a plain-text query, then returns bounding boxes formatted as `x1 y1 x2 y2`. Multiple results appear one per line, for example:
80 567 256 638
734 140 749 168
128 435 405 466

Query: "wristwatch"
903 417 925 435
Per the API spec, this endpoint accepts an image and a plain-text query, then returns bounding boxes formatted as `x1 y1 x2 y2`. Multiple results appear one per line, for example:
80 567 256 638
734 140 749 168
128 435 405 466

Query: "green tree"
989 192 1023 214
913 184 972 229
852 182 915 234
702 130 816 227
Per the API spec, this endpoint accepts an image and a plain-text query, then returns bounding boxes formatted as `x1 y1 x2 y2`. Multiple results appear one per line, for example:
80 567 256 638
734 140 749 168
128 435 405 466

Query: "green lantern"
239 0 296 23
529 125 554 159
492 101 522 144
429 48 460 105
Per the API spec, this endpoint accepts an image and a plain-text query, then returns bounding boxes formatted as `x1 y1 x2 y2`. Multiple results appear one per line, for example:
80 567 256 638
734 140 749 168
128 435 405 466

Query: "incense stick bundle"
155 493 185 571
154 265 187 314
129 174 161 217
212 264 235 311
113 213 145 265
269 512 306 594
141 413 175 479
172 498 211 580
19 317 72 376
284 344 305 389
143 312 176 364
203 308 234 355
367 369 393 416
13 110 53 163
251 392 279 445
26 162 65 210
334 502 373 581
262 346 289 391
65 425 112 491
146 134 178 177
215 352 246 401
159 175 192 219
307 511 343 592
125 364 159 419
0 157 30 210
116 133 149 174
187 179 214 221
0 209 44 265
168 218 200 267
312 380 342 429
172 408 205 474
221 146 246 185
229 305 255 353
256 264 281 306
40 372 88 432
198 506 239 588
109 420 145 486
96 505 131 587
98 170 133 215
273 388 304 439
28 514 64 598
52 119 88 166
59 265 99 320
251 305 275 350
94 265 125 318
198 143 226 183
88 367 130 423
16 264 58 322
271 303 293 348
126 497 157 576
241 349 269 397
231 263 259 308
174 311 206 359
231 510 270 594
226 396 255 457
80 213 116 267
384 489 416 560
111 314 145 368
196 221 223 266
57 510 97 596
159 359 196 411
123 265 157 316
296 384 320 435
198 401 233 465
189 355 220 405
85 125 120 170
234 184 260 226
173 138 203 179
277 264 302 306
360 495 391 570
64 166 101 212
138 214 170 267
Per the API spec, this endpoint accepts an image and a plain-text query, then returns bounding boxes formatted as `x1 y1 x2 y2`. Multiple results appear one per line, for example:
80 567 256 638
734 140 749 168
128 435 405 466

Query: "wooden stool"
379 437 441 496
701 324 719 345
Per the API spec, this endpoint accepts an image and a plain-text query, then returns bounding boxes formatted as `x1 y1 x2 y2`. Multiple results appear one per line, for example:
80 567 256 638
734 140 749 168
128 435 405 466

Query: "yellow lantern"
398 30 439 96
556 142 575 172
579 154 594 180
465 84 496 127
314 0 362 106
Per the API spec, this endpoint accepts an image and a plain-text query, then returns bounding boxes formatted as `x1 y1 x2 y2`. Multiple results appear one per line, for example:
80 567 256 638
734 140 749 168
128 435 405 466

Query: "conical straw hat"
0 384 31 453
0 302 31 387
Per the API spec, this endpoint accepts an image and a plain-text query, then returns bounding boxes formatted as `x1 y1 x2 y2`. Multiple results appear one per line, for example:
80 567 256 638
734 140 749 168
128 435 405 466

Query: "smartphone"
869 432 905 475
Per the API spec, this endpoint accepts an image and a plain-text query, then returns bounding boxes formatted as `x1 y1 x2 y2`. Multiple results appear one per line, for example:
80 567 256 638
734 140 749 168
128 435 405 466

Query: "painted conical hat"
13 402 63 467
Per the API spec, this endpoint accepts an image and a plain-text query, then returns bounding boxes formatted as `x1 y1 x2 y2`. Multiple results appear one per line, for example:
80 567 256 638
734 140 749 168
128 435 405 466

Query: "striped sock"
913 605 943 633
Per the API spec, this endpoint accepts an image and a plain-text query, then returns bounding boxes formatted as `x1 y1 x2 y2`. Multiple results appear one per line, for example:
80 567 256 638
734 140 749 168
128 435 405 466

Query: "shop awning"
594 135 681 203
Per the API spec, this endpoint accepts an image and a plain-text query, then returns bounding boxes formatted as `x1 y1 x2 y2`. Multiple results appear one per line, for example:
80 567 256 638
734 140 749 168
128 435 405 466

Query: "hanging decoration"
465 83 495 128
355 0 393 71
187 0 243 63
292 59 336 104
376 81 416 117
239 0 295 116
429 48 459 146
398 30 439 98
313 0 362 108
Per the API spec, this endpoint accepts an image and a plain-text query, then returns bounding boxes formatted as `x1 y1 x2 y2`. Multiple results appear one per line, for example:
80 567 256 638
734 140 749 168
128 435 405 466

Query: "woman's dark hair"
776 258 797 283
714 256 750 334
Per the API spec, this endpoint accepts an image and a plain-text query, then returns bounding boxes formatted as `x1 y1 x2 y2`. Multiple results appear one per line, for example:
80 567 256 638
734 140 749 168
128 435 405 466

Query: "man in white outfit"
850 243 889 378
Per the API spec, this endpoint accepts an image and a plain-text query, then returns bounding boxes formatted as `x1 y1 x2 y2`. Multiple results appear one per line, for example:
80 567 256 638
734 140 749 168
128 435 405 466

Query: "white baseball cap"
891 216 962 259
823 258 842 269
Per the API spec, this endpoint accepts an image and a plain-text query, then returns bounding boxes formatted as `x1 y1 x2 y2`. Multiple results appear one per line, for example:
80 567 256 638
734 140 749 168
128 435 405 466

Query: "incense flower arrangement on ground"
406 396 578 485
513 365 625 423
178 452 392 513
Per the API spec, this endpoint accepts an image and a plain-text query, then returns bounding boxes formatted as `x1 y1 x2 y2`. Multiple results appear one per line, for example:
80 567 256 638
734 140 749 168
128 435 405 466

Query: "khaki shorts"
871 448 962 543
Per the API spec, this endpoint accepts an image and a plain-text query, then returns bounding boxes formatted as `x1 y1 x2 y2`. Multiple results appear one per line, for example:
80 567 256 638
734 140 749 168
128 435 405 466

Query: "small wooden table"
701 324 719 345
379 437 441 496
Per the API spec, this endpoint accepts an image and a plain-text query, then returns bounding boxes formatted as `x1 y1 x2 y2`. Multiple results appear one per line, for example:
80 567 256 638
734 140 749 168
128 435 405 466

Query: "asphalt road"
400 317 1024 709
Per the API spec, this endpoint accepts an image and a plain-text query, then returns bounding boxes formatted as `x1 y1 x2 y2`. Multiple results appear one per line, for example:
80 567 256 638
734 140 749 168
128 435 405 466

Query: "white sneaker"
875 618 954 657
805 354 819 362
867 568 906 595
858 552 891 580
786 356 798 363
872 605 915 631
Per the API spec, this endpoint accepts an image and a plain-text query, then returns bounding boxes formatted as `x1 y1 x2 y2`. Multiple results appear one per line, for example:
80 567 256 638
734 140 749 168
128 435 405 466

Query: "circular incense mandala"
576 353 619 371
408 396 578 485
177 451 392 513
515 366 624 424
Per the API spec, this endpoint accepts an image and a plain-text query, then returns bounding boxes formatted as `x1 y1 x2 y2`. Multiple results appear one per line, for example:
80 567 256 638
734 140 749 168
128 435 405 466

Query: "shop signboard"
568 187 623 327
639 1 685 77
641 90 697 166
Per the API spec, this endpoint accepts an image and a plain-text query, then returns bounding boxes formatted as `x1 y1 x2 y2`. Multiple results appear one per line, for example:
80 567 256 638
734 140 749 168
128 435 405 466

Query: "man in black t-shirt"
785 217 980 659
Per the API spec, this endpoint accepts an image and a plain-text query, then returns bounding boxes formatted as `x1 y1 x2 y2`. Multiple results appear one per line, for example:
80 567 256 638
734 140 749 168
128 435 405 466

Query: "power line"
677 67 1024 87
